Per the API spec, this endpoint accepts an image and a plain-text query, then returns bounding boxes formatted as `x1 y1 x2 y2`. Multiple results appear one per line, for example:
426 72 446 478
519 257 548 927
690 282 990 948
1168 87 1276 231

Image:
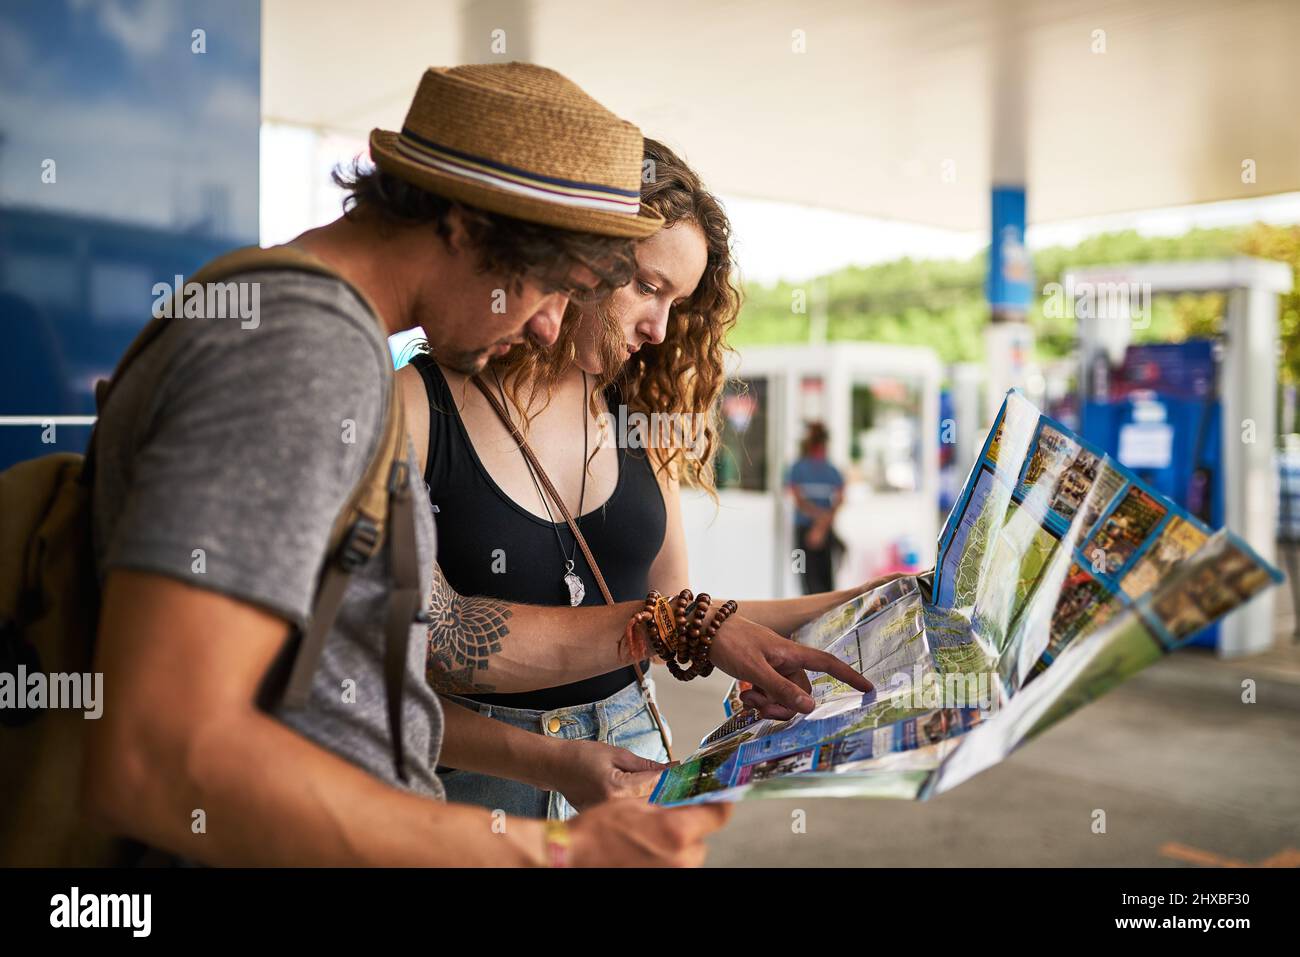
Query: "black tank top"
411 353 665 710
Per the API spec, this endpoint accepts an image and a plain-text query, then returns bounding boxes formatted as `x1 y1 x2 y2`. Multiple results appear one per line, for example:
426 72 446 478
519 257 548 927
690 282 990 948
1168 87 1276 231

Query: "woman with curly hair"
398 139 892 819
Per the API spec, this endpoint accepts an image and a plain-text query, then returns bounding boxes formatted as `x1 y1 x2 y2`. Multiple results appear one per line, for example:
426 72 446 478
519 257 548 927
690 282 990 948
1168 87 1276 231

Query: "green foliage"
734 223 1300 388
1238 224 1300 391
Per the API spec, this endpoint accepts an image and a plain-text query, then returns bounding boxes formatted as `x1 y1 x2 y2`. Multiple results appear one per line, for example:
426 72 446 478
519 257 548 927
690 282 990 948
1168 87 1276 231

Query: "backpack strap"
89 245 416 782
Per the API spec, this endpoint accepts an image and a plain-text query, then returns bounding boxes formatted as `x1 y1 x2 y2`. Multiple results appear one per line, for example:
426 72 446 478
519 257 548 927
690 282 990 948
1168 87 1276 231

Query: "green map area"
949 475 1000 608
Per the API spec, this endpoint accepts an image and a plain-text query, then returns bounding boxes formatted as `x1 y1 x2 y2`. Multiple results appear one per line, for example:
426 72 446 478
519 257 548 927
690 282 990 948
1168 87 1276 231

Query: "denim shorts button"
546 716 562 734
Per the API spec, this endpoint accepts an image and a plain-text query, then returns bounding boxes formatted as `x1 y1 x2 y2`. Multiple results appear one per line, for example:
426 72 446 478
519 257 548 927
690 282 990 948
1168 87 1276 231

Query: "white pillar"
1219 283 1280 657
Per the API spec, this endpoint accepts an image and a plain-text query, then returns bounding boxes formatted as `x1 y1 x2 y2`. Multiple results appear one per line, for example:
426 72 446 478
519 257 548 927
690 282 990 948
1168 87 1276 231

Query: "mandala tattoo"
424 565 511 693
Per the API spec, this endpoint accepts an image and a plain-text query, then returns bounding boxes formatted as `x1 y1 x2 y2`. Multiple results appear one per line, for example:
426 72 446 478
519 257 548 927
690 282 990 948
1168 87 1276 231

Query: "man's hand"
567 799 732 867
709 615 873 721
550 739 669 811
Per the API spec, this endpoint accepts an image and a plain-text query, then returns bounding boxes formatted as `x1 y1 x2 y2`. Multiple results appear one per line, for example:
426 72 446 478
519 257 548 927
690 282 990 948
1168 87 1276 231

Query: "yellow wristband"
544 819 571 868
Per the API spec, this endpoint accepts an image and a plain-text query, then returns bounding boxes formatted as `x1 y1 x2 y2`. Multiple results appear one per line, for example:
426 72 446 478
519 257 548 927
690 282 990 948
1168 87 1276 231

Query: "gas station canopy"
264 0 1300 231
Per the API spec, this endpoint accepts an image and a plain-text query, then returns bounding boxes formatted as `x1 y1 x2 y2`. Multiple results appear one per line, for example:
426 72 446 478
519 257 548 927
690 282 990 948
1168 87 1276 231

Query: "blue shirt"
786 457 844 528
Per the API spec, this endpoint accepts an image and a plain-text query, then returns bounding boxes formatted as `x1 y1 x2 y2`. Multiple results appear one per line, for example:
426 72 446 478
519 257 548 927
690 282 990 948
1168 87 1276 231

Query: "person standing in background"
786 422 844 594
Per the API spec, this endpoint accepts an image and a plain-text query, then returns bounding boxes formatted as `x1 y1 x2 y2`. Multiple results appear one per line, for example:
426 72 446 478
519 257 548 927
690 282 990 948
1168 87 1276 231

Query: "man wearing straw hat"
85 62 862 866
84 63 737 866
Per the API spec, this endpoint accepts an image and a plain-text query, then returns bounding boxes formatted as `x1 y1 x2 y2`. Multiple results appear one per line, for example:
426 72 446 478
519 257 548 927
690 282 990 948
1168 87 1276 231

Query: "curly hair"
490 138 740 494
333 160 637 300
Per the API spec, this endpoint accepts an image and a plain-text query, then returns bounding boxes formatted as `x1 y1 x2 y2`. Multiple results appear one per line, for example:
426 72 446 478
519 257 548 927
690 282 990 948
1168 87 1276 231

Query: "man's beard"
437 345 492 376
418 310 515 375
420 329 499 375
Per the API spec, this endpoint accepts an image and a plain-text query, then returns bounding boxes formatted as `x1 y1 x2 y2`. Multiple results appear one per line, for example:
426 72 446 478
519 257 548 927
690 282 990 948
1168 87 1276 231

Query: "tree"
733 224 1300 400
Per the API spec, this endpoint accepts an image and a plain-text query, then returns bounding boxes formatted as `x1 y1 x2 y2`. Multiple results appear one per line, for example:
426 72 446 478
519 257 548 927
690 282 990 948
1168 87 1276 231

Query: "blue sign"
986 186 1031 312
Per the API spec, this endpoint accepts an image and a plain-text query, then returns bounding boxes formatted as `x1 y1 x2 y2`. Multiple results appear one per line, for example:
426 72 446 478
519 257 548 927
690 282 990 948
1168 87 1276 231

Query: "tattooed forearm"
424 564 512 694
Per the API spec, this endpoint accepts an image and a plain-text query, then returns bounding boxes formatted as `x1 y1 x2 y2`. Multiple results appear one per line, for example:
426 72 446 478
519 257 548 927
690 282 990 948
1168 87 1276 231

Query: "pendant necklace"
493 368 589 606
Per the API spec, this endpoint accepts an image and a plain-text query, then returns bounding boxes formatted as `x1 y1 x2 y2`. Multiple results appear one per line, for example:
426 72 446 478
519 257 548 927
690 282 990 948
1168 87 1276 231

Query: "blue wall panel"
0 0 261 468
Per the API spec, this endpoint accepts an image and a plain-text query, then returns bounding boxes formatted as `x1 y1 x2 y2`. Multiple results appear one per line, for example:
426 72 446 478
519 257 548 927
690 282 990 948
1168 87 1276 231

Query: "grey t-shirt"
92 268 444 800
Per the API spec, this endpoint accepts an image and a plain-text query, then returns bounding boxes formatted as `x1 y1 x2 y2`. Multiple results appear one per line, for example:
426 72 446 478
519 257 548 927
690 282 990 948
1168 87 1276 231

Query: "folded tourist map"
651 390 1283 805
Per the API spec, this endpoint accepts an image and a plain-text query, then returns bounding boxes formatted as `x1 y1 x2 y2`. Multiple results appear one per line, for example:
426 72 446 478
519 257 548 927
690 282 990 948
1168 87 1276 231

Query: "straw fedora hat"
370 63 664 238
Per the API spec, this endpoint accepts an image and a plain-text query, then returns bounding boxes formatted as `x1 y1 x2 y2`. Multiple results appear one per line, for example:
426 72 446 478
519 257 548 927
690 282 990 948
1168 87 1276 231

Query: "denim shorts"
439 677 671 821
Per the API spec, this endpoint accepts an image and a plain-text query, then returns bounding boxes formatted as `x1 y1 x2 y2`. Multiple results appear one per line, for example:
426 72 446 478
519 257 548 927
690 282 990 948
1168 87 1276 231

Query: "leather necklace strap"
472 375 614 604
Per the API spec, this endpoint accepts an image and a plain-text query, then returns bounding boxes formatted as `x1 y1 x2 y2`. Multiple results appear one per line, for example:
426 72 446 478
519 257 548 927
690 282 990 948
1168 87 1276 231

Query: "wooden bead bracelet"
624 589 739 681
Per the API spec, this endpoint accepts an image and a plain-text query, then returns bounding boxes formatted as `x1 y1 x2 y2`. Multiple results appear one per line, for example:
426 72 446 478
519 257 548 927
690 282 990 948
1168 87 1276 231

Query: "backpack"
0 245 420 865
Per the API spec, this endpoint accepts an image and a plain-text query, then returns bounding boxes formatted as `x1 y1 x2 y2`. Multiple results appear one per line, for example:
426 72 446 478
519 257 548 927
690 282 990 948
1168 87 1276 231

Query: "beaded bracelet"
693 599 738 678
626 588 740 681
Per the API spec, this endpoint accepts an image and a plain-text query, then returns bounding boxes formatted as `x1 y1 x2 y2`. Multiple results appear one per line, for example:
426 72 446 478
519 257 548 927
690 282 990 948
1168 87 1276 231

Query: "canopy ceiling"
263 0 1300 230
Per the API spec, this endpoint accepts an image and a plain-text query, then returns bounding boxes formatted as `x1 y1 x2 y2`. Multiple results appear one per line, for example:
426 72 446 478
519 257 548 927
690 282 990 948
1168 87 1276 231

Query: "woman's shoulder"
406 349 440 380
405 351 465 402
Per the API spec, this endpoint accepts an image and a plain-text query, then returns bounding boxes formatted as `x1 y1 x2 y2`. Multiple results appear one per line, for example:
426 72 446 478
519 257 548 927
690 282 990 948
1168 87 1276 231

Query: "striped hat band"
394 127 642 216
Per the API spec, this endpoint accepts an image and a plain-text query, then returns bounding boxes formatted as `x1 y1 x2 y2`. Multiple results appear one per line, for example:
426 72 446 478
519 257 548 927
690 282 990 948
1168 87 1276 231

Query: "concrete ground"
654 544 1300 867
